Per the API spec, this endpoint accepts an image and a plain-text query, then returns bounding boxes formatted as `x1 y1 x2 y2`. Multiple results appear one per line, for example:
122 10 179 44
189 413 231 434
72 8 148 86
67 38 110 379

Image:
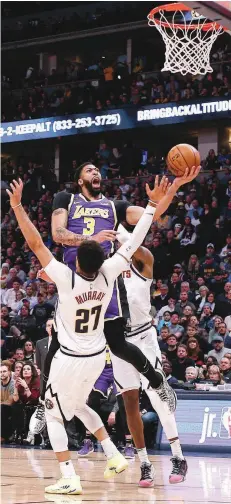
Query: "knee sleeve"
46 412 68 453
75 404 103 435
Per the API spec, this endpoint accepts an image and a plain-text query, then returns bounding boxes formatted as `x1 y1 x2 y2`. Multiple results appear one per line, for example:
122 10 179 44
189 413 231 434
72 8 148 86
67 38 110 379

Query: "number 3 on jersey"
83 217 95 235
75 304 102 333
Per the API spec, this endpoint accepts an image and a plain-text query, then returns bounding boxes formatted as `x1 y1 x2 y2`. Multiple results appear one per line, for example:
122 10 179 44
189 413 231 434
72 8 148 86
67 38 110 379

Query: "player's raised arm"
6 179 53 268
125 166 201 226
117 224 153 278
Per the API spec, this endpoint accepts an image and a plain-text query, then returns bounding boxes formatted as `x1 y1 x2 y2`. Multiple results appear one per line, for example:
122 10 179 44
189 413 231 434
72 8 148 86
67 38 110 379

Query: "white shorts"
45 348 105 422
110 326 162 393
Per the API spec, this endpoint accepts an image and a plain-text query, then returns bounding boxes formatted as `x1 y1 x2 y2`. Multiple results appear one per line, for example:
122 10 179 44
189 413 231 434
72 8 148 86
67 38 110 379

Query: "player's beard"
83 180 101 197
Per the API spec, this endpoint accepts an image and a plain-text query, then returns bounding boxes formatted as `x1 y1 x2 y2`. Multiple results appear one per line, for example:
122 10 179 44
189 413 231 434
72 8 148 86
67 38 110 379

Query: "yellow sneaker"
104 452 128 479
45 476 82 494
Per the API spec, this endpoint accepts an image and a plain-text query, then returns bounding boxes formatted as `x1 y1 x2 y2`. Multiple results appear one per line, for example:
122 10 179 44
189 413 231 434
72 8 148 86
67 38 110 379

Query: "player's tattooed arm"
52 208 88 245
52 208 117 245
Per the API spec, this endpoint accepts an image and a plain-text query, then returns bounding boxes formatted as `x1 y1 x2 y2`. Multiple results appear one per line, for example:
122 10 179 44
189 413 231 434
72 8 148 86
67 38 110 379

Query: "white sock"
101 437 119 459
137 448 150 465
169 438 184 459
59 460 76 478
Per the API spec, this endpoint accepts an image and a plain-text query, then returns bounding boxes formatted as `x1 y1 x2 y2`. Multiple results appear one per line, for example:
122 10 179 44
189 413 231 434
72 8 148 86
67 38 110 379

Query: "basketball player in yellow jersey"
112 225 187 486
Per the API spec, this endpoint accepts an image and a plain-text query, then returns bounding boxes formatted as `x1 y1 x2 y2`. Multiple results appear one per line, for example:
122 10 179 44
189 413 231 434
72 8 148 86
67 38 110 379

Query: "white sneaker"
23 431 35 445
45 476 82 495
29 401 46 435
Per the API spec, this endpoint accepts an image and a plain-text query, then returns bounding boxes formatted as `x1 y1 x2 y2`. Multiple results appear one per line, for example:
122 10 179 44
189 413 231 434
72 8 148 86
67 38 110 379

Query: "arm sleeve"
44 257 73 291
102 205 156 282
52 192 72 211
114 200 131 223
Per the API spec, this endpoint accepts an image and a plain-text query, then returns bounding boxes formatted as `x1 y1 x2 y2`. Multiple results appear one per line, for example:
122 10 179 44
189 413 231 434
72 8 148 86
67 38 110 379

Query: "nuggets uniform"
44 203 157 420
111 263 162 392
93 345 116 397
53 192 130 320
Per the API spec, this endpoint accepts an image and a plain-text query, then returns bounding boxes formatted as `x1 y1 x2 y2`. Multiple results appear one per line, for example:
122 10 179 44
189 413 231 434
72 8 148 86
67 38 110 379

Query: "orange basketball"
167 144 201 177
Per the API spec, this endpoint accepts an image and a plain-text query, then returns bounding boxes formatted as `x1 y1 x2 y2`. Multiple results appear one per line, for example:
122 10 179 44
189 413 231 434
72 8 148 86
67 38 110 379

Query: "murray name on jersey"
75 290 105 305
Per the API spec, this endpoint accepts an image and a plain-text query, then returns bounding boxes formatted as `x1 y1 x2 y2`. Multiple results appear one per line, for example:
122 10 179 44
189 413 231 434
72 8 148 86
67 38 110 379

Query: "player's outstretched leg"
45 413 82 495
121 391 155 487
105 318 164 390
75 403 128 479
145 387 188 483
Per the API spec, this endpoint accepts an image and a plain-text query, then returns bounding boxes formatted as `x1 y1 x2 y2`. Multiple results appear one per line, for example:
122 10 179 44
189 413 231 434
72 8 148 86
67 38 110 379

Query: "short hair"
178 344 187 351
74 162 93 183
1 360 12 371
163 310 171 316
171 311 179 317
77 241 105 275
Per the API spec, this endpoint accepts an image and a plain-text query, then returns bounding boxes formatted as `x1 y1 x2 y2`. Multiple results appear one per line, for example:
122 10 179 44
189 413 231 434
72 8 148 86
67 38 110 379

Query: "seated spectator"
195 285 209 313
205 291 215 313
168 312 184 339
1 305 10 334
32 292 53 339
12 348 25 363
186 254 200 281
157 311 171 332
208 336 230 363
162 361 179 387
46 283 58 307
219 357 231 383
165 334 178 362
208 315 223 343
220 234 231 258
185 366 198 383
23 340 35 362
175 292 196 317
199 304 213 332
186 337 204 366
0 263 10 290
206 364 224 385
9 291 25 316
12 360 24 379
172 344 195 381
156 297 176 320
4 280 23 310
24 284 37 308
1 361 14 442
152 283 169 311
168 273 181 299
12 362 40 445
9 305 36 342
158 326 170 351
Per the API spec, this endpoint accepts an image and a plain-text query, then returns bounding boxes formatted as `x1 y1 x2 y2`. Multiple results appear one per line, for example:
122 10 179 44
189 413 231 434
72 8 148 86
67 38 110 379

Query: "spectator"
219 357 231 383
158 326 170 351
199 304 213 332
172 345 195 381
13 348 25 362
12 361 24 379
165 334 178 362
1 361 14 442
168 312 184 339
12 362 40 444
32 292 53 339
175 292 196 317
186 254 200 281
162 361 179 387
4 280 22 310
186 337 204 366
9 305 36 342
206 364 224 385
23 340 36 362
157 311 171 332
208 336 230 363
46 283 58 307
156 297 176 320
208 316 223 343
185 366 198 383
152 283 169 311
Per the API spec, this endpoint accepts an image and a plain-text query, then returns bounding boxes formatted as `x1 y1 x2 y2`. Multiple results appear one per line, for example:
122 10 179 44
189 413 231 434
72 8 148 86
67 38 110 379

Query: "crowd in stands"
1 146 231 451
2 68 231 123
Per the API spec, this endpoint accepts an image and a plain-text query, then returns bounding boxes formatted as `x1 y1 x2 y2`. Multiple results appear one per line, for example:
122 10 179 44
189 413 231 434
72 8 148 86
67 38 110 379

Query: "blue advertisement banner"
1 97 231 143
160 398 231 451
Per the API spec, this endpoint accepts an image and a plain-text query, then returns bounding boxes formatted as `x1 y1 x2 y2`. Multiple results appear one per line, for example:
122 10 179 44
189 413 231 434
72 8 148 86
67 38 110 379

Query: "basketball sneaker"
169 457 188 484
154 369 177 413
124 444 135 459
139 462 155 487
29 400 46 435
104 452 128 479
45 476 82 494
77 439 94 457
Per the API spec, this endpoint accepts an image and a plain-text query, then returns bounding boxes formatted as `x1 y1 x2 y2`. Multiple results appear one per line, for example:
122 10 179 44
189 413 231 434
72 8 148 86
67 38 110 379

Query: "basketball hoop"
148 3 224 75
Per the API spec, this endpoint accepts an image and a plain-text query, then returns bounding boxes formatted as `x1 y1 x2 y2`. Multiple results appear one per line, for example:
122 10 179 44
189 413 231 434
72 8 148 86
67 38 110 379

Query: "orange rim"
148 2 222 31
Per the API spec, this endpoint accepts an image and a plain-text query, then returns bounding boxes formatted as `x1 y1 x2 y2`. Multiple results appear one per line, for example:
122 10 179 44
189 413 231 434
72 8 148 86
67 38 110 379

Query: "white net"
148 8 223 75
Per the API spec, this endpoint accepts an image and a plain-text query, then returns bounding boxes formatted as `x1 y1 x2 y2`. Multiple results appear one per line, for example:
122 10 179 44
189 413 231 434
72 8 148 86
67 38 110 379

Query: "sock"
137 448 150 465
169 438 184 460
101 437 119 459
59 460 76 479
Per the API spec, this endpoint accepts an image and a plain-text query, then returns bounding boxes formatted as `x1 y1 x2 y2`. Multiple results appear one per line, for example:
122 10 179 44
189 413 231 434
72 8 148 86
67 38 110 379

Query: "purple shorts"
93 366 116 397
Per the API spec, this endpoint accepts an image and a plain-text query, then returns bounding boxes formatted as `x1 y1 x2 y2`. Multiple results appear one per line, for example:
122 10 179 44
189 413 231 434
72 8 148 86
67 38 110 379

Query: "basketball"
167 144 201 177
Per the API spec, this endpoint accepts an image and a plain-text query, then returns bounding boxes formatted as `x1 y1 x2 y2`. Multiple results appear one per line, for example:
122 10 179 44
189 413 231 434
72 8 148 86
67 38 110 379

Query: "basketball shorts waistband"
60 345 106 358
125 321 152 338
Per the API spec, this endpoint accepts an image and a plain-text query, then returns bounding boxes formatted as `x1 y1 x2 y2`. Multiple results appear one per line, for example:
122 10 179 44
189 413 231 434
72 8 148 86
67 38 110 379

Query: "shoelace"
35 404 45 421
170 457 182 474
141 463 152 480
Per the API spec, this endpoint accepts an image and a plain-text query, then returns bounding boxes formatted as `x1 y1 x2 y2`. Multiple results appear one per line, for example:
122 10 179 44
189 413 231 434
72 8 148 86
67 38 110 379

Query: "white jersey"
122 263 152 331
45 257 126 356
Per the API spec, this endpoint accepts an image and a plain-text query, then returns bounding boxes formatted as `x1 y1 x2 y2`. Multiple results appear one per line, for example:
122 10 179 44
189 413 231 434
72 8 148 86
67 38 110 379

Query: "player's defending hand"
145 175 171 203
94 230 117 243
173 166 201 189
6 178 23 207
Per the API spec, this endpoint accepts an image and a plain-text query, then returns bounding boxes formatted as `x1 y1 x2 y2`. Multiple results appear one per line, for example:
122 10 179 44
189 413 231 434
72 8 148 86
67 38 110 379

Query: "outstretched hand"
174 166 201 188
6 178 23 207
145 175 171 203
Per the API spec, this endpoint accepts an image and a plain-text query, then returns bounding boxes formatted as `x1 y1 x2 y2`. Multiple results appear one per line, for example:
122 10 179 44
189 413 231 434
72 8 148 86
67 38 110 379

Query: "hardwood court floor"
1 448 231 504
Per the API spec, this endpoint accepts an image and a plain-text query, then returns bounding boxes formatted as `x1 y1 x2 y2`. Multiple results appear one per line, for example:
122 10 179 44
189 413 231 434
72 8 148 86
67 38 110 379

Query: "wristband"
12 203 22 209
148 200 158 207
